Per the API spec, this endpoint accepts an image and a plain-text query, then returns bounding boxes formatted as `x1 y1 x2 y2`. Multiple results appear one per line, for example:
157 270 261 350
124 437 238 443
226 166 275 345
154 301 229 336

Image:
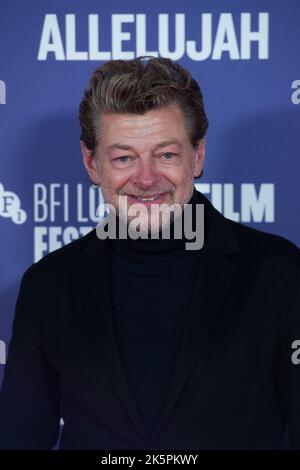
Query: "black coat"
0 191 299 449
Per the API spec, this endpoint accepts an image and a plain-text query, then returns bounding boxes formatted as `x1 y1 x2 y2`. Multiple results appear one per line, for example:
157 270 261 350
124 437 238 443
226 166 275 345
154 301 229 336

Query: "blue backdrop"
0 0 299 387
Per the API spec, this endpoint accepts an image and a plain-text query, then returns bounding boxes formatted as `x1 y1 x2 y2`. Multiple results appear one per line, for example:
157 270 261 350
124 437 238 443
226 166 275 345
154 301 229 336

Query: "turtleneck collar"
108 187 200 264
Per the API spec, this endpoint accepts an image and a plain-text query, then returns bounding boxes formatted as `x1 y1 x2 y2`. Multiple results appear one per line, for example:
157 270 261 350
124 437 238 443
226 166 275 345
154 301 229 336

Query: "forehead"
98 104 190 150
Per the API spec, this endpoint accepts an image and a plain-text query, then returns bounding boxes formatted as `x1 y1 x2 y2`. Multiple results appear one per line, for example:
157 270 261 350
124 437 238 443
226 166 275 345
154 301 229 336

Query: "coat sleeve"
276 251 300 449
0 268 60 449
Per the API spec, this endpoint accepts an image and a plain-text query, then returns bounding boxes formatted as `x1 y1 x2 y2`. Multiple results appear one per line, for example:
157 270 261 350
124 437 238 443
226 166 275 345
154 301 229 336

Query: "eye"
162 153 175 160
115 156 130 163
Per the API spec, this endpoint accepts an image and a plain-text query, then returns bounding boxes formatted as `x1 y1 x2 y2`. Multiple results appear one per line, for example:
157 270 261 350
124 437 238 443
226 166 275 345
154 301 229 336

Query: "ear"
193 138 206 178
80 140 101 185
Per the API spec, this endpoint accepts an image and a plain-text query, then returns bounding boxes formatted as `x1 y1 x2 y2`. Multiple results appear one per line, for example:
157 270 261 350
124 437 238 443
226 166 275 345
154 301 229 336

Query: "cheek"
170 164 195 198
165 164 193 186
101 164 132 191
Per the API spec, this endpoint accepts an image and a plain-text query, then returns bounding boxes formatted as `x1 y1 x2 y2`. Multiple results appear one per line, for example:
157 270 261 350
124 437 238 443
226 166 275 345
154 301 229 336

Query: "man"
0 57 299 450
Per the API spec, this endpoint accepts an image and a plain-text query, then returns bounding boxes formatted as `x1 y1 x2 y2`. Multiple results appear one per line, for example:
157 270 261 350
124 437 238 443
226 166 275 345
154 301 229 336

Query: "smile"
128 193 166 204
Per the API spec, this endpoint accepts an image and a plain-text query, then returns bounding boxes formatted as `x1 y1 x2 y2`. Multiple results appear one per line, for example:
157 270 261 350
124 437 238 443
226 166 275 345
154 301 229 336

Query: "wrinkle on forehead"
99 104 190 152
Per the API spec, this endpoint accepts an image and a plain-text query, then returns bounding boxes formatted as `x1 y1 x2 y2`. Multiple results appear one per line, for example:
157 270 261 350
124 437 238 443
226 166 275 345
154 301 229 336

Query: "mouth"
126 192 168 206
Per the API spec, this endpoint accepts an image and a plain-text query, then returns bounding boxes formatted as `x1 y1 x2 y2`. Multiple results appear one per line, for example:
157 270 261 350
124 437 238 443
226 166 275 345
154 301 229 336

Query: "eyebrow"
107 140 183 153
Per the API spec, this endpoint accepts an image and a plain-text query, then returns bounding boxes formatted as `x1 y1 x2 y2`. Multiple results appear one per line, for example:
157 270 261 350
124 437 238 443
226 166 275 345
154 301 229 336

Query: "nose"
131 158 161 190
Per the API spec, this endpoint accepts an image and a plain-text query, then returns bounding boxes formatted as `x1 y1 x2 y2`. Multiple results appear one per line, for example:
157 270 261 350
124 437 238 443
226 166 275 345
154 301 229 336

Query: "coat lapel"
78 234 148 442
148 192 240 445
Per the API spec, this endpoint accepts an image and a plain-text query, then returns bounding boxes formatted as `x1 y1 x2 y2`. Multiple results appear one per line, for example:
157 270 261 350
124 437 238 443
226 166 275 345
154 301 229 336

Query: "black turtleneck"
109 188 201 437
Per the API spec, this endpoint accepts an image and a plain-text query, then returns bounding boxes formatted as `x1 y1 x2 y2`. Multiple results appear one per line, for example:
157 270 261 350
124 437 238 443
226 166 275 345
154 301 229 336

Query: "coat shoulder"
197 189 299 264
23 229 98 282
228 219 299 266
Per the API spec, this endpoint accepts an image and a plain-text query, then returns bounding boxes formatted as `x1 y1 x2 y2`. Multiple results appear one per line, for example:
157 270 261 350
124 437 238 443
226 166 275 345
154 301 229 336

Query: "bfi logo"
0 183 27 224
0 80 6 104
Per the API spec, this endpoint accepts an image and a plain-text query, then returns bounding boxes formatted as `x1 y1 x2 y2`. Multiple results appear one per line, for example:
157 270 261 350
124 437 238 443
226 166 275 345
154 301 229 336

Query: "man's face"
81 103 205 234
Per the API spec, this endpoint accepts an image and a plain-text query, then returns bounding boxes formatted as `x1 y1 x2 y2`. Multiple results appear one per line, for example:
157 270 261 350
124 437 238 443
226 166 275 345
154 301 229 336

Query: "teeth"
139 197 156 201
137 196 160 201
